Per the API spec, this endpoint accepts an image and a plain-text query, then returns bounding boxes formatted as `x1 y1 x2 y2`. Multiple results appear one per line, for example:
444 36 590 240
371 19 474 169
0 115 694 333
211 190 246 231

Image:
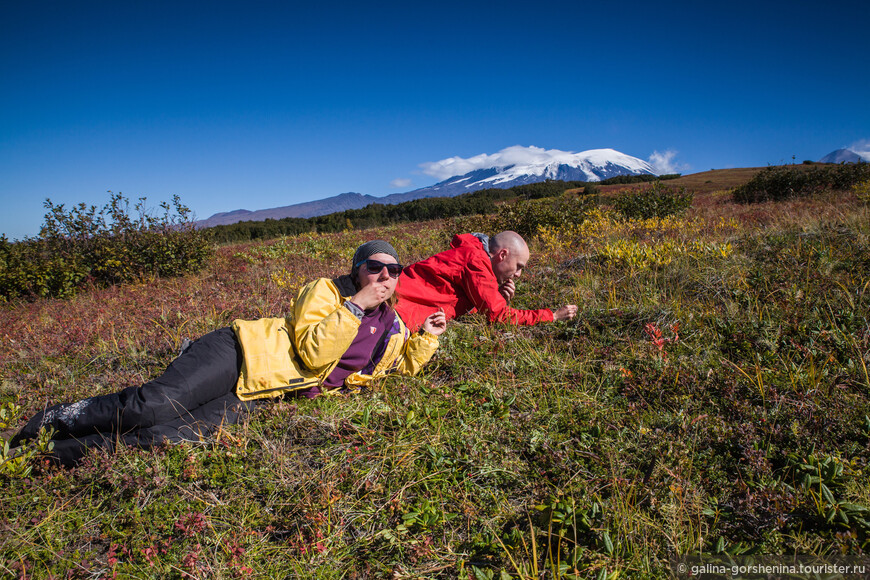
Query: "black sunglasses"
356 259 403 278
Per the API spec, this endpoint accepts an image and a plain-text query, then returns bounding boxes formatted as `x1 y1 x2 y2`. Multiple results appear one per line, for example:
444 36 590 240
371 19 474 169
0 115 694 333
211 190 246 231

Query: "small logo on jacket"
370 326 377 334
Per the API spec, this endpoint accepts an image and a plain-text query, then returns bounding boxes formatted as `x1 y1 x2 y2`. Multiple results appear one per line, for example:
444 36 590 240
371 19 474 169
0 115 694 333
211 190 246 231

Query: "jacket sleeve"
460 253 554 326
395 330 440 376
291 279 362 371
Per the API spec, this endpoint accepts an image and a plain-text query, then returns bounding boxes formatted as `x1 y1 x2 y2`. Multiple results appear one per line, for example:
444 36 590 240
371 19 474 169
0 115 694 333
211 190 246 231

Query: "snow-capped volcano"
198 146 658 228
410 146 657 198
424 146 655 184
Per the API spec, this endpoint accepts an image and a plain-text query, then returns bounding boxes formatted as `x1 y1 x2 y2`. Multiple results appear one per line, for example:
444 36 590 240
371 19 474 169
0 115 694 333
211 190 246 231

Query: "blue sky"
2 0 868 240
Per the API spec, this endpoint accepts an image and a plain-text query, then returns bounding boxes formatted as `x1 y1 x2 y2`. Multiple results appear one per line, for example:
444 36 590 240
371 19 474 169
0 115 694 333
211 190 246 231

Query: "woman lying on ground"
10 240 447 466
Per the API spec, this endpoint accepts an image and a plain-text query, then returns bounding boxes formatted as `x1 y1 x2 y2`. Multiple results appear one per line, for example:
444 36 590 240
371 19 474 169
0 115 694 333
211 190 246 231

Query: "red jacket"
395 234 554 331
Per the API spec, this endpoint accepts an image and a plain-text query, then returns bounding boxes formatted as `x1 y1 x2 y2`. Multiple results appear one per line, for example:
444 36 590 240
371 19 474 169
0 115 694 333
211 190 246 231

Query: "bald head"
490 231 529 256
489 230 530 284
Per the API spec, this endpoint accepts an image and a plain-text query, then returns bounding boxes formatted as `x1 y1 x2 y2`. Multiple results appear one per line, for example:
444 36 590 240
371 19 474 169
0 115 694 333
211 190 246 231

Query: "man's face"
491 245 529 285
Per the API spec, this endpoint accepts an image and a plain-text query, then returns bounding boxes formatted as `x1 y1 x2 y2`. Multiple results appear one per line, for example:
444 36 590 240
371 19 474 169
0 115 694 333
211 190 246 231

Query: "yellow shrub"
598 239 734 270
537 209 739 260
270 268 307 292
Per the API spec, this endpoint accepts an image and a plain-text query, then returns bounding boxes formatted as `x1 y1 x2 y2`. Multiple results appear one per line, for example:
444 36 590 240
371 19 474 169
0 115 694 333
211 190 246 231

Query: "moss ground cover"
1 183 869 578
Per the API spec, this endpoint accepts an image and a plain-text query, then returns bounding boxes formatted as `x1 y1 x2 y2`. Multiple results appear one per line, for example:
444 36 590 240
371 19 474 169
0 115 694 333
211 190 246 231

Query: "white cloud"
849 139 870 160
420 145 580 181
390 178 412 189
648 150 688 174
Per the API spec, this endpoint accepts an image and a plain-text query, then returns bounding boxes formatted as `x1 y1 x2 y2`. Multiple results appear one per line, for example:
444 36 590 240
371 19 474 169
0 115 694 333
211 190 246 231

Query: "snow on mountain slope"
198 146 658 228
479 147 654 186
405 146 657 198
421 146 655 185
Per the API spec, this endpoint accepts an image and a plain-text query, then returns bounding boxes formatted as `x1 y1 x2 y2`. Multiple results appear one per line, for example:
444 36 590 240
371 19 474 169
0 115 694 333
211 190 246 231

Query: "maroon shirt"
298 302 398 398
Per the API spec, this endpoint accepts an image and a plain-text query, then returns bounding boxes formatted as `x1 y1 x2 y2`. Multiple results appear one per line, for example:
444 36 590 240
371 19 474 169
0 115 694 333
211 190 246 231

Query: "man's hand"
421 310 447 336
553 304 578 321
351 283 391 310
499 279 516 302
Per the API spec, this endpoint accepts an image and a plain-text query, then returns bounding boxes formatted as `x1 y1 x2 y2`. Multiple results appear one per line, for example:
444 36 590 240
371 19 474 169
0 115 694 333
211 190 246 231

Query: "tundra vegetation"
1 164 869 578
0 193 212 302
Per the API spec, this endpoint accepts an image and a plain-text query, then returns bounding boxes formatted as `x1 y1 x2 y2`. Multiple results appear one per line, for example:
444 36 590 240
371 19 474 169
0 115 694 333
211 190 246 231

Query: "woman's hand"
421 310 447 337
351 282 392 310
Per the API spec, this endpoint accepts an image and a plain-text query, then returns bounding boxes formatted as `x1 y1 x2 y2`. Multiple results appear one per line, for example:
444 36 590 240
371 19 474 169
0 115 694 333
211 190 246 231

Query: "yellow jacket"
231 277 439 401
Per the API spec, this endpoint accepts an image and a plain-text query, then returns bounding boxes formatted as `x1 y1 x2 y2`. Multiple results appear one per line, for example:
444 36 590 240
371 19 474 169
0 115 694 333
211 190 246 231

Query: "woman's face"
356 252 400 297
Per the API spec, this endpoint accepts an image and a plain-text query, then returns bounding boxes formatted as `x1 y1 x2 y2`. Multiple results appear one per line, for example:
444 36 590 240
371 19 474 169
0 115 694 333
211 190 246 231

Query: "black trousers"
12 327 256 466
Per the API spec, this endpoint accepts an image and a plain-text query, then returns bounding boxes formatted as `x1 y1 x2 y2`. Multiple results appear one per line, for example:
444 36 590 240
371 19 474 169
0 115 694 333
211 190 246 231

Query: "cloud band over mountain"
850 139 870 160
420 145 679 181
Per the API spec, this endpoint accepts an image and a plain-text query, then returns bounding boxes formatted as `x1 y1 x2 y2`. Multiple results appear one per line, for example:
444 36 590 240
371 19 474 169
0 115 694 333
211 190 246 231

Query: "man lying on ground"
395 230 578 332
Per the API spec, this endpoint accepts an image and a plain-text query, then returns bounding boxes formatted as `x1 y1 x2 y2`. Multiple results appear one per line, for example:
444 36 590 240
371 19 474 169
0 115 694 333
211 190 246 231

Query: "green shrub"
509 179 587 199
599 174 658 185
446 191 597 241
491 193 597 238
598 174 681 186
610 182 693 220
733 163 870 203
0 193 212 301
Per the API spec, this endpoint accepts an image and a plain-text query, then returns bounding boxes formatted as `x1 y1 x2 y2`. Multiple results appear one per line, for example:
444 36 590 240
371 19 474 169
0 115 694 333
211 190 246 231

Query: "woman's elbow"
294 335 330 370
300 346 341 371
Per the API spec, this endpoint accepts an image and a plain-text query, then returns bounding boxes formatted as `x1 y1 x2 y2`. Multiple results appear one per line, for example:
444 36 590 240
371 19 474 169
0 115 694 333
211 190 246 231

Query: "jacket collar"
472 232 490 255
332 274 358 298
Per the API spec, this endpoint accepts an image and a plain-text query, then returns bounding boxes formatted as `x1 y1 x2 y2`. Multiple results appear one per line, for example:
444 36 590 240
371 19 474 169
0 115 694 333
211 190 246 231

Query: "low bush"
509 179 588 199
599 174 657 185
582 183 601 196
0 193 212 301
610 181 693 220
493 194 597 238
733 163 870 203
447 193 598 239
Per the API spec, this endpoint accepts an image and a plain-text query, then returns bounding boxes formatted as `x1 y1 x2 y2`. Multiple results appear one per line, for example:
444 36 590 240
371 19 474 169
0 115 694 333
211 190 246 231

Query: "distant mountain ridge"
819 148 870 164
197 147 656 228
198 192 381 228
